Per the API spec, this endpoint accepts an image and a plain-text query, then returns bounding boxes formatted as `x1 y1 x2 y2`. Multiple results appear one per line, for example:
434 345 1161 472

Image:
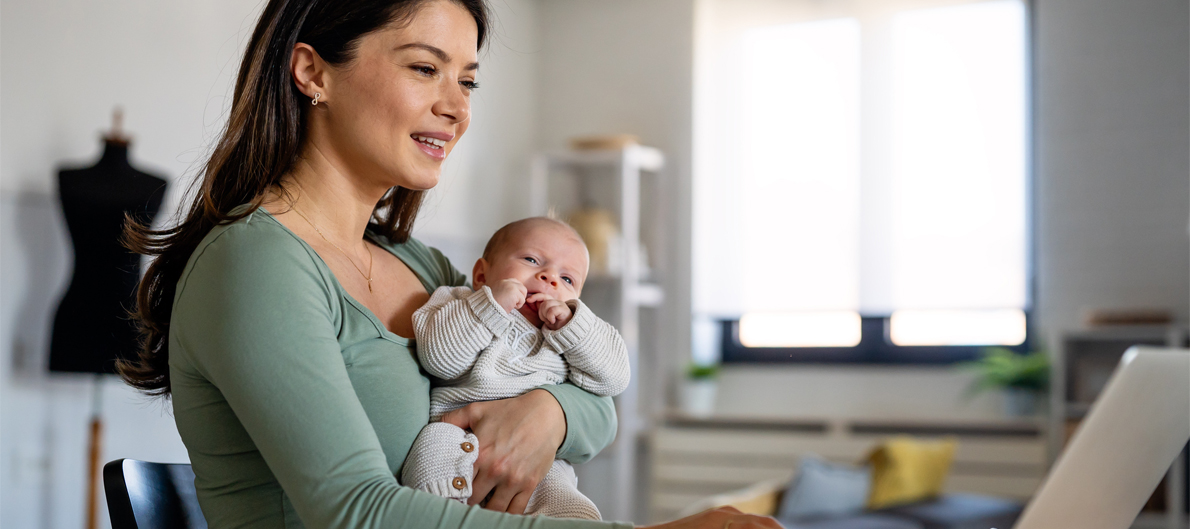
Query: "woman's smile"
411 132 453 161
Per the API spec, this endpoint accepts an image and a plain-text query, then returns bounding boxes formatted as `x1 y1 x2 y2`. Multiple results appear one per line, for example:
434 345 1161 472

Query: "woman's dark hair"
119 0 490 396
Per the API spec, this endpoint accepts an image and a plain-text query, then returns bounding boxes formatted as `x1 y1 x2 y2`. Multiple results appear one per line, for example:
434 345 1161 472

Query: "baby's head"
473 217 590 319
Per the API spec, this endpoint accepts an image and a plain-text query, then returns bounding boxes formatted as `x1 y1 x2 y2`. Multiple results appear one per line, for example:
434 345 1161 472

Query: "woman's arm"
540 383 618 464
174 224 627 529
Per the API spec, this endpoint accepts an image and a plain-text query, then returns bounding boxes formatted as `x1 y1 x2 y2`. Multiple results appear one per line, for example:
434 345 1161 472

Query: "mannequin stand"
85 375 103 529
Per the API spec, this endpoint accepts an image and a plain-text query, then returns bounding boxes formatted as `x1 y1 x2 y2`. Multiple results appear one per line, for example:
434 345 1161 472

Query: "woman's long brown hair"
119 0 489 396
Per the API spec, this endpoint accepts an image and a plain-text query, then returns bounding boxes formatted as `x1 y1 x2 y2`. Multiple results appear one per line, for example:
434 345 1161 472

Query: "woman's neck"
282 146 389 245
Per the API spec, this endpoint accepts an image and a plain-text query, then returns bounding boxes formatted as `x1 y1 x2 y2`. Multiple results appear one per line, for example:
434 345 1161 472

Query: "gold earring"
312 93 321 106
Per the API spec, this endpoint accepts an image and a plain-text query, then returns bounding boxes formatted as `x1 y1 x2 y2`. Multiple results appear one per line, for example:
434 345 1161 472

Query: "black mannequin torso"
50 140 167 373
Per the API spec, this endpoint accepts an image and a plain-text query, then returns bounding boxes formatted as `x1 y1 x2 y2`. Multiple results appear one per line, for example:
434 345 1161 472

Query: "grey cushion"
781 514 924 529
877 494 1023 529
777 455 871 521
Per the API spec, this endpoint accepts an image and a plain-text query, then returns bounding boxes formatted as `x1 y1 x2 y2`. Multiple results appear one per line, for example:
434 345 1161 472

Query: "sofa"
683 477 1024 529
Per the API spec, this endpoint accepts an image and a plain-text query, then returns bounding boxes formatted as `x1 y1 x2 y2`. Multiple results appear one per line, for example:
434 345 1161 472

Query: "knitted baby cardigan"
412 285 630 420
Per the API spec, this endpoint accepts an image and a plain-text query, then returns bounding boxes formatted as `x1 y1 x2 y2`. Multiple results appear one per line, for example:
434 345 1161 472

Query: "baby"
400 217 630 519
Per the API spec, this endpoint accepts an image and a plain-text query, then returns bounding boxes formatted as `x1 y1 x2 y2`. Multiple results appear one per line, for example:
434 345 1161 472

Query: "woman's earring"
312 93 321 106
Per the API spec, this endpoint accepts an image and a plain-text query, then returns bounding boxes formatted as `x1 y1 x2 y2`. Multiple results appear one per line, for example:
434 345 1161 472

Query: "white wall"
1033 0 1190 351
1 2 261 527
0 0 542 526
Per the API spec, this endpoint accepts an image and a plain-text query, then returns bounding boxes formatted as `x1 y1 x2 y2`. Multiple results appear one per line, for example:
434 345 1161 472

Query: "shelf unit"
1051 326 1189 529
530 145 665 523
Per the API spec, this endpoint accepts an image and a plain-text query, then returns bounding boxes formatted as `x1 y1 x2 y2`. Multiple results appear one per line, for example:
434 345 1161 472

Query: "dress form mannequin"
49 112 166 373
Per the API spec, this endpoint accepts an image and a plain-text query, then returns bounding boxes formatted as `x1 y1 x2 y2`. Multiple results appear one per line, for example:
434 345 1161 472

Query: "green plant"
686 362 720 380
959 347 1049 396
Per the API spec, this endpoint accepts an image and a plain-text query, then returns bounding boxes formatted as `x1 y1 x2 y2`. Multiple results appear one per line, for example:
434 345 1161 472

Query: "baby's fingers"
526 292 550 304
544 306 571 329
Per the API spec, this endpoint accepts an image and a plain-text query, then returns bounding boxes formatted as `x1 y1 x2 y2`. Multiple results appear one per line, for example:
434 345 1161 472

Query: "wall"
1033 0 1190 350
1 2 260 527
0 0 542 526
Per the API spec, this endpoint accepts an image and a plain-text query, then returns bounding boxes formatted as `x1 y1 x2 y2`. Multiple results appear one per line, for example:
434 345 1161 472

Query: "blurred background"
1 0 1187 527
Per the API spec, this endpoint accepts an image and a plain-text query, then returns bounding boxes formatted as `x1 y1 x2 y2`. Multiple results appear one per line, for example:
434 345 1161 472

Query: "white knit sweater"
413 285 630 420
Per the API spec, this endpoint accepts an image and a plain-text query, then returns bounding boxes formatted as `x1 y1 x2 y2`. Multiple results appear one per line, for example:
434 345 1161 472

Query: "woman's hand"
439 388 566 514
641 506 784 529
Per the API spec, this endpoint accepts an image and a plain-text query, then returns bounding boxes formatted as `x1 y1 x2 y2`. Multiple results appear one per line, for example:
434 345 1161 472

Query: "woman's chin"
392 172 439 192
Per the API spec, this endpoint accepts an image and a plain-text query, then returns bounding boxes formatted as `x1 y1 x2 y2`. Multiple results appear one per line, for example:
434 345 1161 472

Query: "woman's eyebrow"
395 42 479 71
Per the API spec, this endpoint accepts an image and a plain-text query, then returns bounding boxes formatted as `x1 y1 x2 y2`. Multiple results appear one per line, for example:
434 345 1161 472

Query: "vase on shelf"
1003 388 1041 417
680 379 717 418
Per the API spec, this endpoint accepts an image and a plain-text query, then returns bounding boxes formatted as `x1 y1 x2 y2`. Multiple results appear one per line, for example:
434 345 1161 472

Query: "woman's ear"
290 42 330 103
471 258 488 291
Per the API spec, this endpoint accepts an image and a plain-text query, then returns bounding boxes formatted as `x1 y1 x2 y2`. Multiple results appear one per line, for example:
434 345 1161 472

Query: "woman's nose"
433 81 470 124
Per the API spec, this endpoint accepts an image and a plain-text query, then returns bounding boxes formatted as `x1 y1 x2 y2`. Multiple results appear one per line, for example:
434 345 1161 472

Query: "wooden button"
452 477 467 490
460 442 474 453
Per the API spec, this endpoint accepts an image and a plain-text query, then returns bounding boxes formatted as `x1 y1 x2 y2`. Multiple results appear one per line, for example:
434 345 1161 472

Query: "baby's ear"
471 258 488 290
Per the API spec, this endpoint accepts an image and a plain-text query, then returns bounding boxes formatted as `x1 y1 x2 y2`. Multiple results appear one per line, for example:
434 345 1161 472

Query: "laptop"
1014 346 1190 529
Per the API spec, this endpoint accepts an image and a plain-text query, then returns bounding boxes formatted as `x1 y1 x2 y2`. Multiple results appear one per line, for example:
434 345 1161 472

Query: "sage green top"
168 207 629 529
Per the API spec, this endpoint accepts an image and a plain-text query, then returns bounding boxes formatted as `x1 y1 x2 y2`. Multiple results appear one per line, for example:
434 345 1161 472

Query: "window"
692 0 1030 363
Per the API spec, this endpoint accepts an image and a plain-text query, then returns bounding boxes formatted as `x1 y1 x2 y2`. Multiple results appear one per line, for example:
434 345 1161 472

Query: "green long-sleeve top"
168 207 631 529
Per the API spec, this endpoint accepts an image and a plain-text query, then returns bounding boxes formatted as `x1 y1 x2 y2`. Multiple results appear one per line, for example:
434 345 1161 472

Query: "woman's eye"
413 65 437 76
460 80 480 91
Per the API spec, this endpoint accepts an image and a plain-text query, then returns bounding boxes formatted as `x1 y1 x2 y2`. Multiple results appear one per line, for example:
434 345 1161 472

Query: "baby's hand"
529 293 574 331
492 279 527 313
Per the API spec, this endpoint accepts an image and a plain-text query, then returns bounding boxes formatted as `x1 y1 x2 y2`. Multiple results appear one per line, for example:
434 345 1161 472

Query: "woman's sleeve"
174 225 627 529
539 384 619 465
421 242 621 465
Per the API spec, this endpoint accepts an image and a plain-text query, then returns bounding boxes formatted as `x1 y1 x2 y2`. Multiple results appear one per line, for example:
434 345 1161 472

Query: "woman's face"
318 0 478 191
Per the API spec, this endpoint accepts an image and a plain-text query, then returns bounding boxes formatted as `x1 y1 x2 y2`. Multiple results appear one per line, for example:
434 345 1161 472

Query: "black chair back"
103 459 207 529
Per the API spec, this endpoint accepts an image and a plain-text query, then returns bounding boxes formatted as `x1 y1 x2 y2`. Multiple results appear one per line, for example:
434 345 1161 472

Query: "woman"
121 0 779 527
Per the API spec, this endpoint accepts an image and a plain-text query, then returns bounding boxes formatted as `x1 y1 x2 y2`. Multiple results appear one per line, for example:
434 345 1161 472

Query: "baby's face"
477 221 589 317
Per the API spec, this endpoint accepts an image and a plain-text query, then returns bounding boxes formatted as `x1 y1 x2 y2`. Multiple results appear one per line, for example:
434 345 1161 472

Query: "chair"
103 459 207 529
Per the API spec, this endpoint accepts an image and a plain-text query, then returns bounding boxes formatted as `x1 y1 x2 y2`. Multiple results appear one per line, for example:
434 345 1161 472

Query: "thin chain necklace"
291 205 375 293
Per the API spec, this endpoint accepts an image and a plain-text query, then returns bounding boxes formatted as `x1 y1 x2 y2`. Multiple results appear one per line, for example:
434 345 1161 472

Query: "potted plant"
680 362 720 417
960 347 1050 416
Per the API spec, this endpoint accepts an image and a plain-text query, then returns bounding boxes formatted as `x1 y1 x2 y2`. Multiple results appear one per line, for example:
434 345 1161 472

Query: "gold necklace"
291 205 375 293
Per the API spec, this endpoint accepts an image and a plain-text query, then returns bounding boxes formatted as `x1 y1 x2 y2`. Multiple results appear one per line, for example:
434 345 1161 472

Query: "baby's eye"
562 277 574 285
524 257 538 265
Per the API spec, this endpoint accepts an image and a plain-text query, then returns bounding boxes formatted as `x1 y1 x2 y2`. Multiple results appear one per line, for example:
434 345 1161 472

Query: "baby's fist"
491 279 527 313
533 296 574 331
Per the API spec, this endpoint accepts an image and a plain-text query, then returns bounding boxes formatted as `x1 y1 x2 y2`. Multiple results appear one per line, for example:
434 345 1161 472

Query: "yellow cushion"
865 436 957 509
727 490 781 516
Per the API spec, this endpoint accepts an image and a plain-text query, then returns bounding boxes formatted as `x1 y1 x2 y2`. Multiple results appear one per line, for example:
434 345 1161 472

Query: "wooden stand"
85 375 103 529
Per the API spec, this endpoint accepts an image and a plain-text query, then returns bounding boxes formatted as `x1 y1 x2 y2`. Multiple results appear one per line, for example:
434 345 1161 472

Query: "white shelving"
530 145 665 523
1052 327 1188 529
